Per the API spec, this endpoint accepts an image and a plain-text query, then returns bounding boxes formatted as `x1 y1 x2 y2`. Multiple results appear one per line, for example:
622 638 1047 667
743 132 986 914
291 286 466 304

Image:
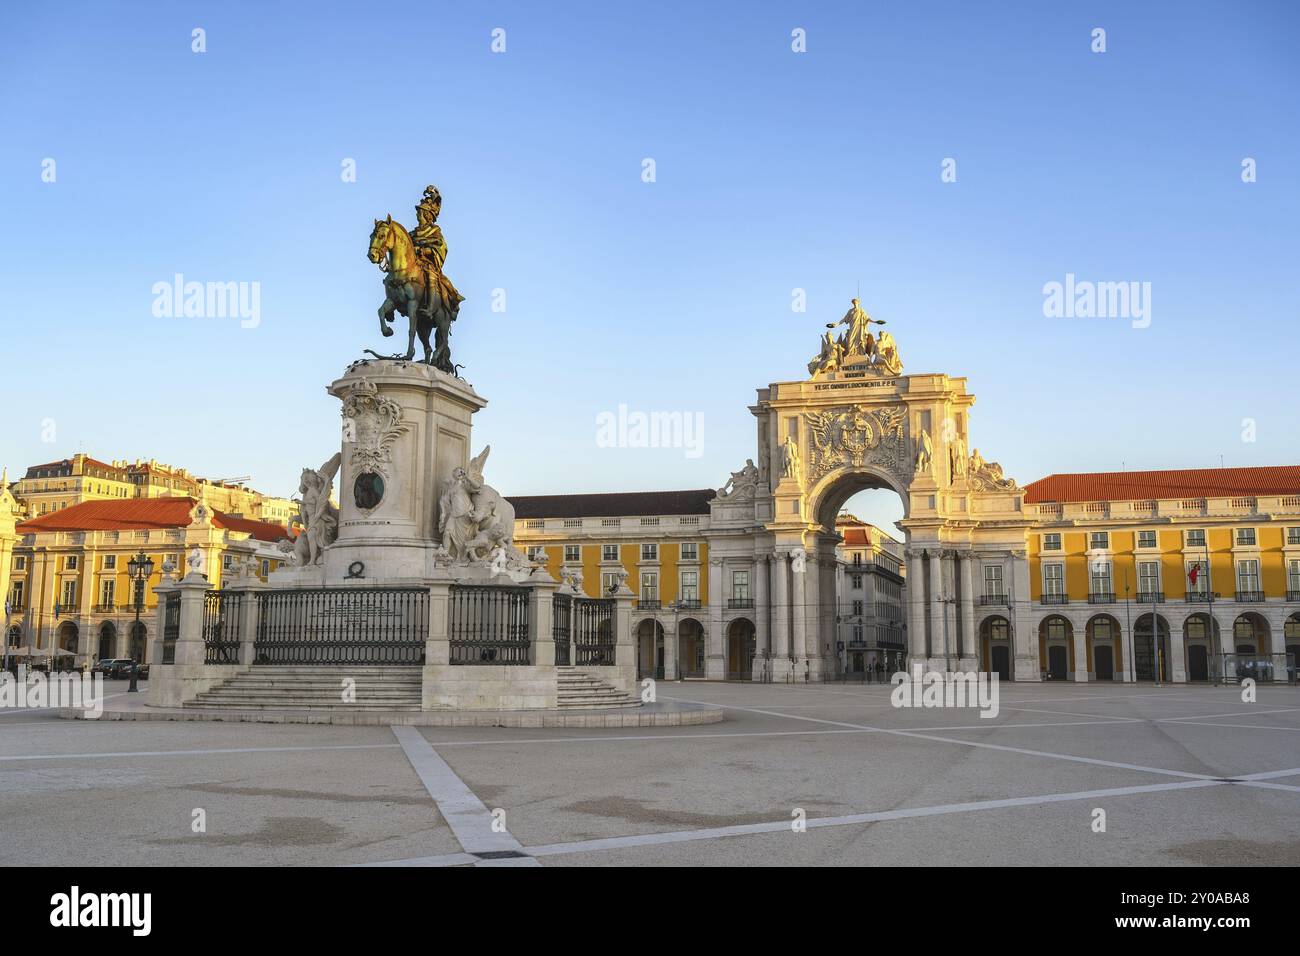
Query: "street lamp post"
126 551 155 693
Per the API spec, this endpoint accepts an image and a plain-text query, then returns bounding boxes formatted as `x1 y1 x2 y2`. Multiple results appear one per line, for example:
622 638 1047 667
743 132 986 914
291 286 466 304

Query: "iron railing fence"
449 585 530 665
553 592 572 666
253 588 428 665
161 593 181 664
574 597 616 666
203 590 244 664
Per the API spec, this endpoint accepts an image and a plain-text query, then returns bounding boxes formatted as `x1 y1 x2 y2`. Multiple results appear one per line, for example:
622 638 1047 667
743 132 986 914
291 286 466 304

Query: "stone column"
905 550 927 665
661 618 678 681
1071 621 1089 682
1011 552 1038 681
421 580 452 709
801 553 822 679
791 550 808 670
942 552 958 669
753 555 770 680
612 586 637 695
528 580 557 670
959 551 977 668
146 575 212 708
706 559 725 679
928 550 945 667
236 577 266 669
772 552 790 663
1169 621 1187 683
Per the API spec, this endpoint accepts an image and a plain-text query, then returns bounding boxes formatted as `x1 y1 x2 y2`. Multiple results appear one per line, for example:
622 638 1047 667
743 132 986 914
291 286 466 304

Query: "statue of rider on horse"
366 185 466 374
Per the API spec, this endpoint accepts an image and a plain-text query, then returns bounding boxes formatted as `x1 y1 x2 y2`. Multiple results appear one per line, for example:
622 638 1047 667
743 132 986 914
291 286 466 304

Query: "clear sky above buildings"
2 1 1297 534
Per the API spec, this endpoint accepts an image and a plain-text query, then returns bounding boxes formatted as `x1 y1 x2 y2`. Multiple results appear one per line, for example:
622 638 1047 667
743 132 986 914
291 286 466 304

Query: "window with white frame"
65 555 79 570
1089 532 1109 550
641 543 658 561
1186 560 1209 595
1043 563 1064 596
1287 527 1300 546
1137 560 1160 595
1137 531 1157 549
103 554 117 569
852 599 863 616
13 556 25 571
527 546 546 562
731 570 750 601
1042 533 1061 551
222 554 233 570
1185 529 1206 547
1236 528 1256 546
1089 560 1113 596
61 580 77 608
564 545 581 563
1237 559 1260 592
100 580 115 606
851 573 863 590
9 581 24 610
983 564 1004 598
680 570 699 603
680 542 698 560
640 571 659 602
1288 559 1300 593
602 544 618 562
601 571 620 595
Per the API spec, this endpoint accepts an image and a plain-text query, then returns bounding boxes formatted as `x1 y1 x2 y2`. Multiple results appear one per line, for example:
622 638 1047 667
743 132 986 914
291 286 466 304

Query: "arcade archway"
98 621 117 661
726 617 756 680
635 619 663 680
1086 614 1122 681
678 617 706 679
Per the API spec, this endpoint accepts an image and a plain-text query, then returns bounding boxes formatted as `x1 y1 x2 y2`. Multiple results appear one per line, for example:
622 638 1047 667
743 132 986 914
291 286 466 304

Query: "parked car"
100 659 138 679
92 658 121 676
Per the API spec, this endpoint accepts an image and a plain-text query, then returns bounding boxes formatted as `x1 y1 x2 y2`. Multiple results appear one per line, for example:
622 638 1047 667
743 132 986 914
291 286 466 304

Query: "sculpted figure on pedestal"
968 448 1018 492
717 459 761 499
437 446 523 565
285 453 342 566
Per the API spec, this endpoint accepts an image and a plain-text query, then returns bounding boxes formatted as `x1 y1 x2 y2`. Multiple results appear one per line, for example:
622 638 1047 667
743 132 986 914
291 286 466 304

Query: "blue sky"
1 1 1296 531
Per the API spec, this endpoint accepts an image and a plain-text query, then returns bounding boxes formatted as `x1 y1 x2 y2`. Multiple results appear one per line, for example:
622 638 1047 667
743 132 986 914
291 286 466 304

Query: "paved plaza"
1 679 1298 867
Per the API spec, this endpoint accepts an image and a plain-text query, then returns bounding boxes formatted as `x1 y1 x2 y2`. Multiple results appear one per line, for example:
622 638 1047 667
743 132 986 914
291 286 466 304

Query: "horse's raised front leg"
378 298 395 338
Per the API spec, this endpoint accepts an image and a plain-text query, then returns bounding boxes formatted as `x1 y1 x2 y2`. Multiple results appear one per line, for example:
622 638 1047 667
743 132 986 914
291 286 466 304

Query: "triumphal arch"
708 299 1039 681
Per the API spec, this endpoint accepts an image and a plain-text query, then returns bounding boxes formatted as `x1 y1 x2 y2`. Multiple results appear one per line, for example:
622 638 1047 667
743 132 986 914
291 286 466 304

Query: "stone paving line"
389 725 540 867
360 696 1300 867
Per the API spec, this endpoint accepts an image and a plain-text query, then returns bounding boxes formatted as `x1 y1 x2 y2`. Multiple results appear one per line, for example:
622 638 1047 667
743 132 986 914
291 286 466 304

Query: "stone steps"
186 666 422 710
555 667 641 709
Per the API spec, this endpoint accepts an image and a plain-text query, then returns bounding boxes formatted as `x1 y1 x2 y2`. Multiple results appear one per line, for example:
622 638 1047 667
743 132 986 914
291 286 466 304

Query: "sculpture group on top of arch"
808 297 903 378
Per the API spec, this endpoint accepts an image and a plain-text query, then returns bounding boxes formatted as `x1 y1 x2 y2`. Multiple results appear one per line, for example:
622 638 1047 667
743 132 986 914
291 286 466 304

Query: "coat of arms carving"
340 379 408 479
804 404 912 485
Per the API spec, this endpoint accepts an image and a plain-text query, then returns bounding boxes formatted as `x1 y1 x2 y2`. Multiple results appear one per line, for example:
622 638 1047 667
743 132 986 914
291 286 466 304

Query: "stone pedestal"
322 360 487 585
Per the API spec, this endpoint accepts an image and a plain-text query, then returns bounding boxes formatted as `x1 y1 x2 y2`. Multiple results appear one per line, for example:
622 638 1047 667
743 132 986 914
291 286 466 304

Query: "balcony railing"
676 599 702 610
979 594 1007 606
727 597 755 609
1087 592 1116 604
1040 593 1069 605
1235 590 1265 603
92 603 117 613
1135 592 1166 604
636 599 661 610
1288 590 1300 603
1184 591 1213 603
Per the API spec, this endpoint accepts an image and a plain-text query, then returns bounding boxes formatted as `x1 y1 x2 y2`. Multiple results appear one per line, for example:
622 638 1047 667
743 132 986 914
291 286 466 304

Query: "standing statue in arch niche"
365 185 466 373
780 435 802 484
914 428 933 476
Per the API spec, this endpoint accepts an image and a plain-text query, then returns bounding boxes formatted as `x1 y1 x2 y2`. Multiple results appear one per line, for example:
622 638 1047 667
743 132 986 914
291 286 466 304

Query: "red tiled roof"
15 497 288 541
1024 466 1300 504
